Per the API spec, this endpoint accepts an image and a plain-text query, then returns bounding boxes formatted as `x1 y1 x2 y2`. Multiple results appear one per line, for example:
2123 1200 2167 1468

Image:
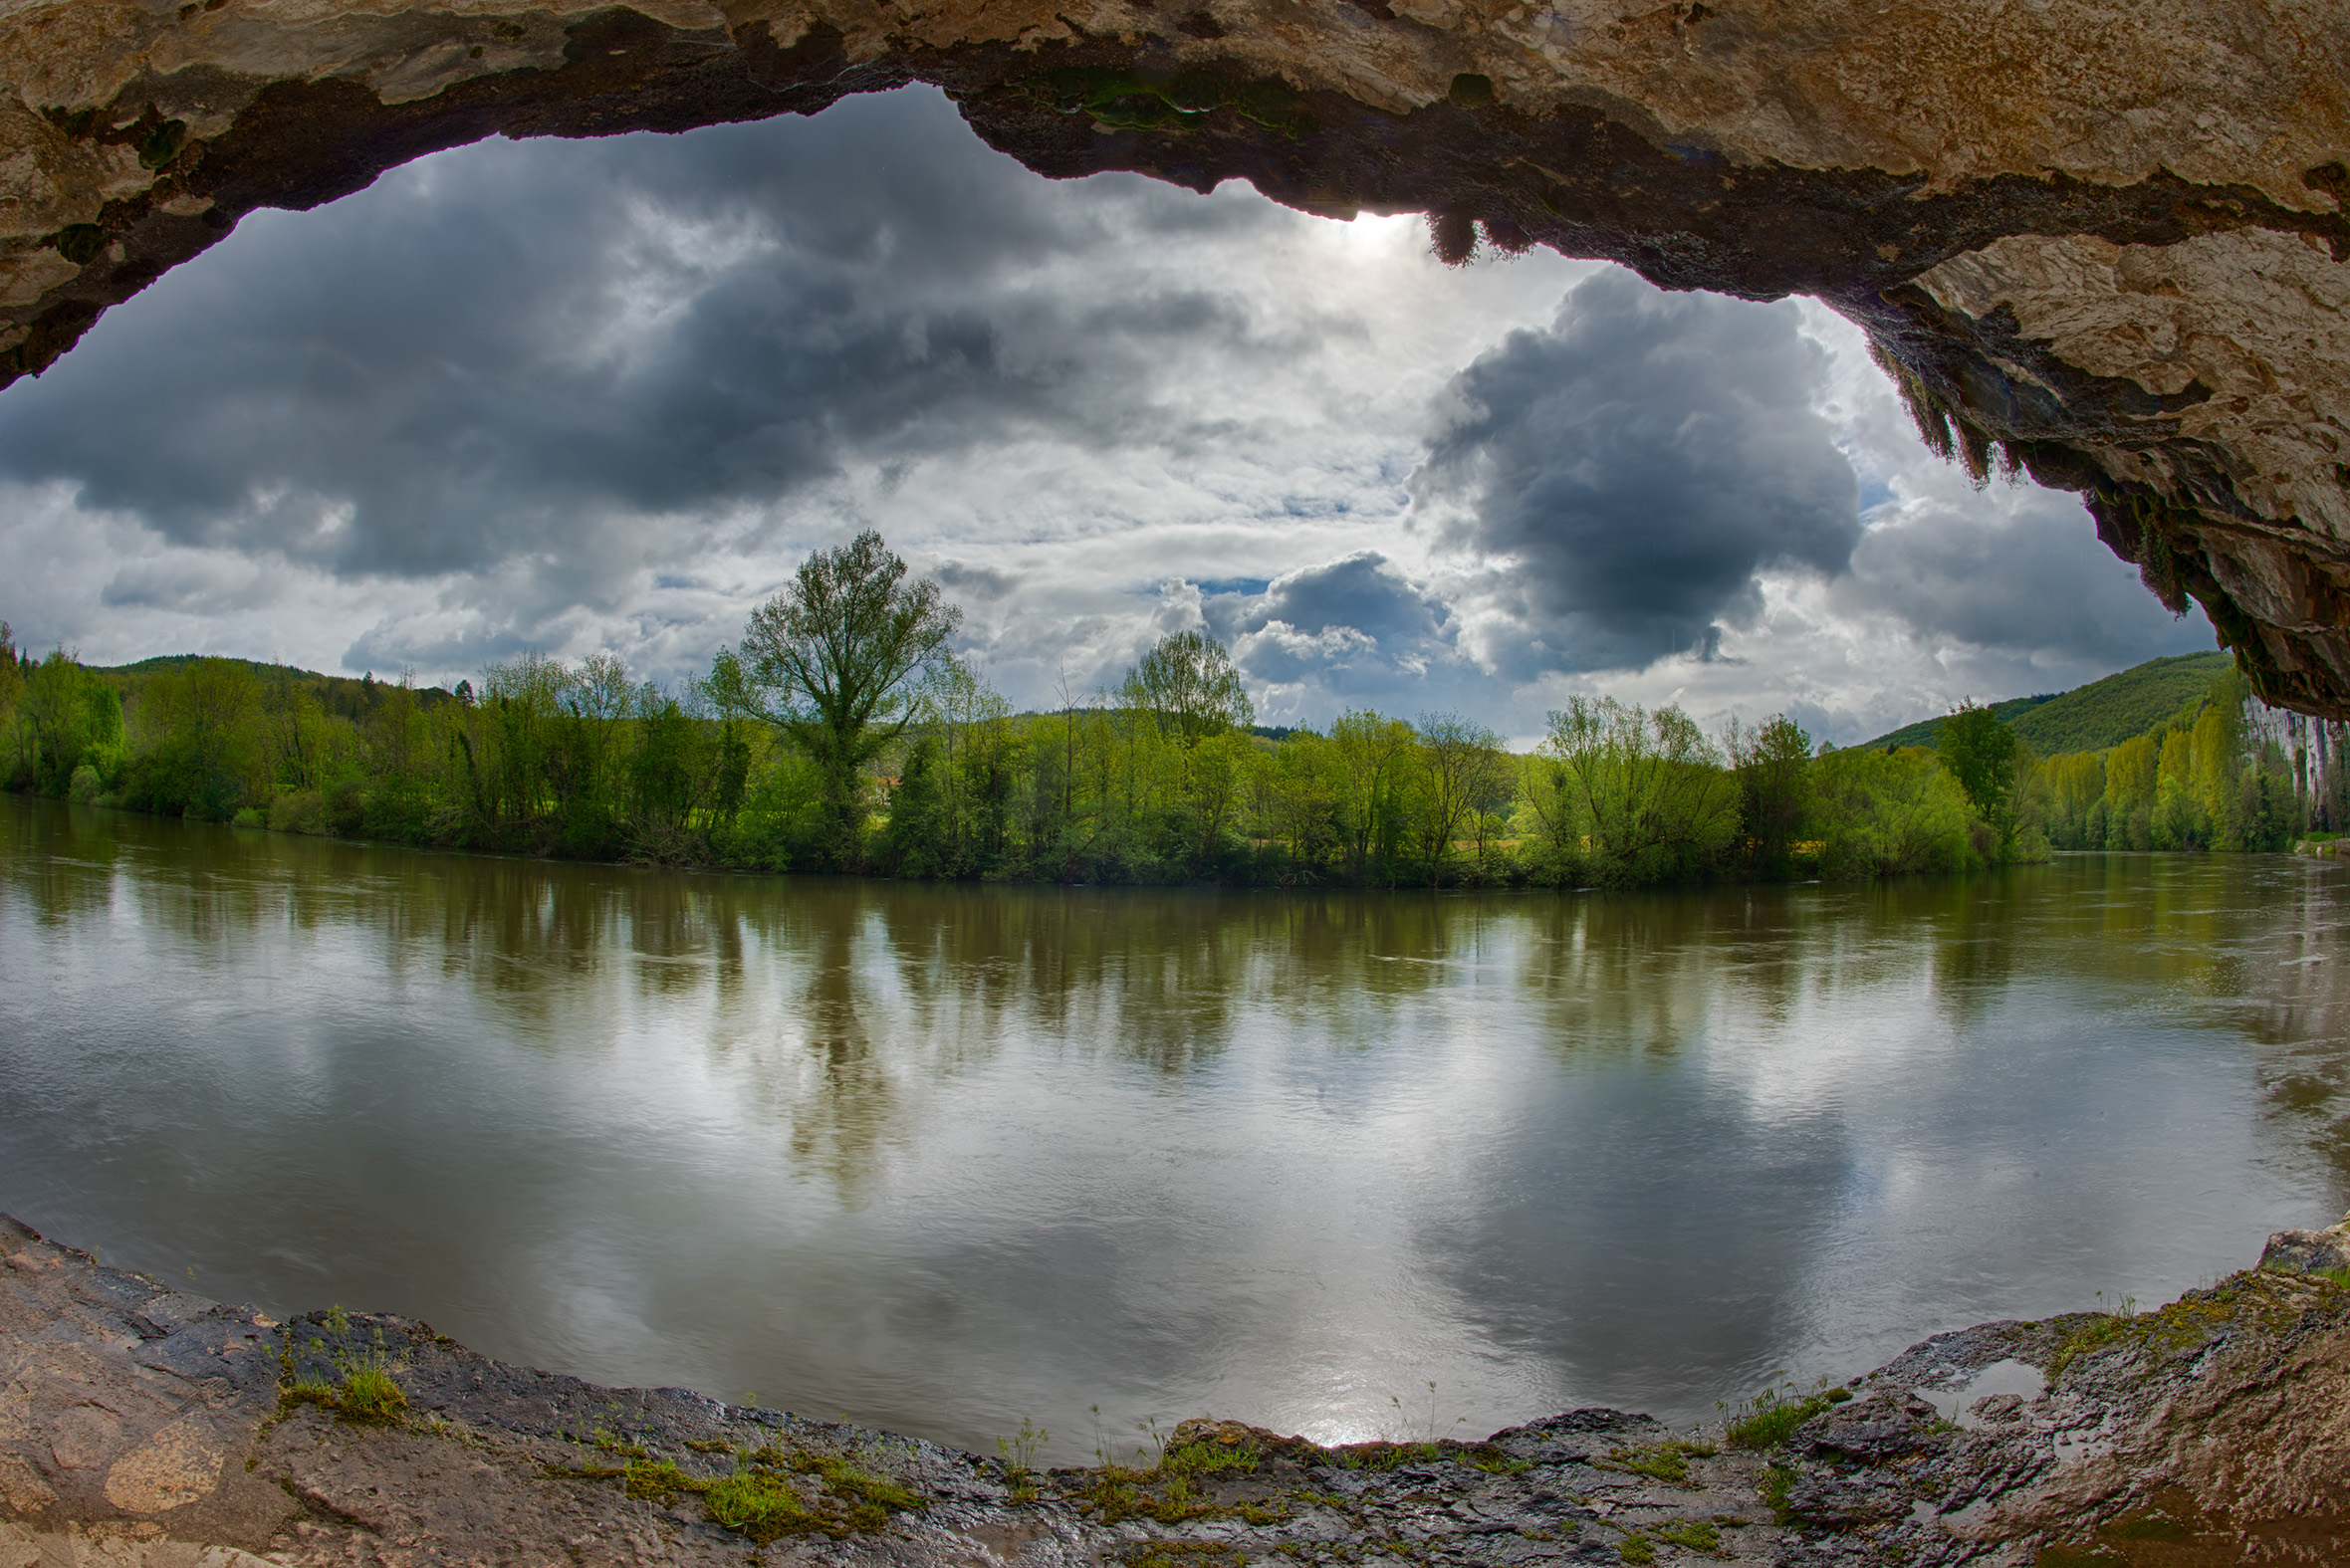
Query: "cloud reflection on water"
2 798 2345 1462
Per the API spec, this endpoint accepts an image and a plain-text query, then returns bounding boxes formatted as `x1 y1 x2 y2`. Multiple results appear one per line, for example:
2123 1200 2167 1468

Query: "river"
3 794 2344 1462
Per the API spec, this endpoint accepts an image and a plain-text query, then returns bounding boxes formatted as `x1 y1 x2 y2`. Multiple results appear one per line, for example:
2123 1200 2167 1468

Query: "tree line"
0 538 2321 888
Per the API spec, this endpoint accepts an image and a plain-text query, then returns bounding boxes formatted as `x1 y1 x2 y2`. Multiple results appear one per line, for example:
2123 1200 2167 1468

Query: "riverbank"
7 1216 2349 1568
22 789 2032 894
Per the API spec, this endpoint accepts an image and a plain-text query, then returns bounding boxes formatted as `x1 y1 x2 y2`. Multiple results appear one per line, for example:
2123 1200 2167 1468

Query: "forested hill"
90 656 457 719
1863 692 2059 753
1860 651 2235 756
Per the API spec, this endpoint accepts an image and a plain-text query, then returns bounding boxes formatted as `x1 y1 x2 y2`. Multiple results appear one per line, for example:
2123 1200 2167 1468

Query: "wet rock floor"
7 1216 2349 1568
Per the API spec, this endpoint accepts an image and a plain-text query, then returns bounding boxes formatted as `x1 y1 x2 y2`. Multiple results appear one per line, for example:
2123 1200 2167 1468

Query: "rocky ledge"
6 1213 2350 1568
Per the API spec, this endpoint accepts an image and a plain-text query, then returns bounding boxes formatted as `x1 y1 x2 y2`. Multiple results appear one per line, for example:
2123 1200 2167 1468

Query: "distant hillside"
2008 652 2234 754
1866 692 2057 753
89 655 456 718
1860 650 2235 757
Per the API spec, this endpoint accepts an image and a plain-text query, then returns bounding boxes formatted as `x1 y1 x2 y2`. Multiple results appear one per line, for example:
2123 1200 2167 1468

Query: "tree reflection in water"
3 793 2346 1464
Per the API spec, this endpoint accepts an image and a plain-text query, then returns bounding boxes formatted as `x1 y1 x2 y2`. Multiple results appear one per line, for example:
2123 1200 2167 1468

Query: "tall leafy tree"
1329 709 1418 880
1937 700 2019 848
739 531 963 865
1808 746 1977 877
1415 713 1510 885
1118 630 1253 744
0 623 21 739
1726 712 1815 877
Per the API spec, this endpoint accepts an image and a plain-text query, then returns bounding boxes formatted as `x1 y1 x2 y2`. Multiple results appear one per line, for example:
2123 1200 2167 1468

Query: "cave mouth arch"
0 85 2213 734
0 1 2342 711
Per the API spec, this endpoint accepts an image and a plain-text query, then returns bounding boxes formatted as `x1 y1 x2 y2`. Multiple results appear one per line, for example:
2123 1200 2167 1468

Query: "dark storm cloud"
1223 552 1447 645
0 88 1287 582
1414 268 1862 675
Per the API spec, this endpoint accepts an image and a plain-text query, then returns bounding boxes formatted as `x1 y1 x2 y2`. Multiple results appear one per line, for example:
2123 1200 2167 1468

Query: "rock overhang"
0 0 2343 710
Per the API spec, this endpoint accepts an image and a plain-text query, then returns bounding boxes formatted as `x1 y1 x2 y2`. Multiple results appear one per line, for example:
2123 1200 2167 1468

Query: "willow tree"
1533 696 1739 883
738 531 962 865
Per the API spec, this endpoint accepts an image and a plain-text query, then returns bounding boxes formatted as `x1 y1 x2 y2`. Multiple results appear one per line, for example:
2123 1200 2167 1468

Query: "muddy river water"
4 795 2347 1462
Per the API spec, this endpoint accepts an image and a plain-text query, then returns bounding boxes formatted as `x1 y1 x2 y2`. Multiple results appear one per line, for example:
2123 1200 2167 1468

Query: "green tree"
0 623 21 751
920 654 1012 873
1118 629 1253 744
10 651 120 794
1725 712 1814 877
1414 713 1510 885
1809 747 1976 878
627 687 710 855
1255 727 1344 878
1936 700 2019 850
1183 727 1259 868
693 648 758 834
359 677 434 839
2102 732 2159 848
1328 709 1418 882
738 531 963 867
126 658 262 818
1534 697 1739 884
880 733 947 875
2037 752 2105 849
466 652 570 844
543 652 631 856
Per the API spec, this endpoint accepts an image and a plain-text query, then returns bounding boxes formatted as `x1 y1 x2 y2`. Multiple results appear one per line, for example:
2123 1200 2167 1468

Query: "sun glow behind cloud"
0 87 2211 743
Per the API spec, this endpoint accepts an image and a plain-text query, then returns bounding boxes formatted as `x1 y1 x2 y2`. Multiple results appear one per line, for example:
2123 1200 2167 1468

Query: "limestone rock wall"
0 0 2343 709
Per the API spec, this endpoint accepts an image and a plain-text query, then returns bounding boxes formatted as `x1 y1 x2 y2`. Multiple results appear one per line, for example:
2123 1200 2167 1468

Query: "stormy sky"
0 86 2213 744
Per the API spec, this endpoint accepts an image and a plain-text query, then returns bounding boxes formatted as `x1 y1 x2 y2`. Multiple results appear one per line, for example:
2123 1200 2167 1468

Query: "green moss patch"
1598 1438 1717 1485
2048 1270 2329 1384
552 1436 924 1541
1653 1518 1722 1553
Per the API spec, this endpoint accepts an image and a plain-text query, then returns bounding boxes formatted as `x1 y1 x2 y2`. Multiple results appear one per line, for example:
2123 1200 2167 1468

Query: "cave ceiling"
0 0 2344 712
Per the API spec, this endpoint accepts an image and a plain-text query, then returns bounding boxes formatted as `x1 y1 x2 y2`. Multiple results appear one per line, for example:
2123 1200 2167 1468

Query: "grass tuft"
1163 1437 1262 1476
702 1469 817 1543
1759 1462 1797 1522
1725 1386 1844 1451
337 1362 407 1424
